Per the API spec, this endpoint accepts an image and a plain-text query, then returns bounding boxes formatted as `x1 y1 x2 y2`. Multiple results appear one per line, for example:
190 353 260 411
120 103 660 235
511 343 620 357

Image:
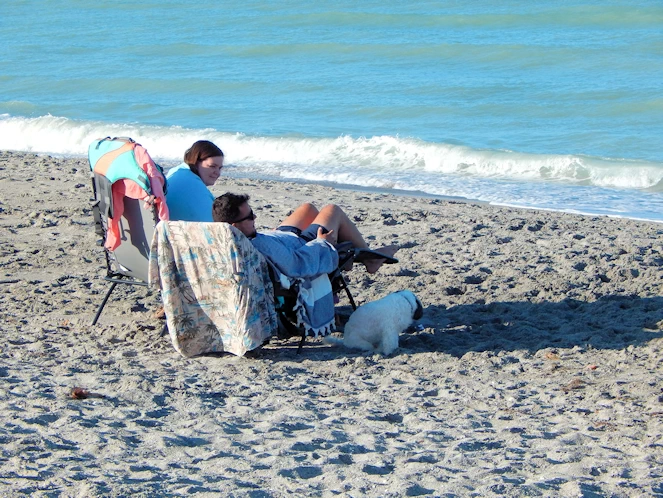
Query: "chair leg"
344 287 357 311
297 333 306 354
277 312 307 354
337 275 357 310
91 281 118 325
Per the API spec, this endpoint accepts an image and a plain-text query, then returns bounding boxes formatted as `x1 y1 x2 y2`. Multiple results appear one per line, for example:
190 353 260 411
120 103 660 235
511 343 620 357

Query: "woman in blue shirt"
166 140 224 221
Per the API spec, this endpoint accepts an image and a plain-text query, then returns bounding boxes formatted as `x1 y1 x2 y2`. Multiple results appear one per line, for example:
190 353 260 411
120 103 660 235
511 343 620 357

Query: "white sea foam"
2 114 663 222
3 114 660 188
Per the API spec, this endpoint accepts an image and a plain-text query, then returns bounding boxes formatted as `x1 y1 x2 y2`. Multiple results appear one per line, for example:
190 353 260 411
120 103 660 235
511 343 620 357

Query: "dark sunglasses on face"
233 209 256 223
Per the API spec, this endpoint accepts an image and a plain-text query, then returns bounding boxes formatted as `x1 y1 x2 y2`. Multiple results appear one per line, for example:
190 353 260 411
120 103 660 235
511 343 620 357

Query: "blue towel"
271 265 335 337
294 273 335 337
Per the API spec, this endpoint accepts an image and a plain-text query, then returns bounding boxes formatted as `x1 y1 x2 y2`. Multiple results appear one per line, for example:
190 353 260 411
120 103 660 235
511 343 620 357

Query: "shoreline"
1 150 663 495
18 149 663 225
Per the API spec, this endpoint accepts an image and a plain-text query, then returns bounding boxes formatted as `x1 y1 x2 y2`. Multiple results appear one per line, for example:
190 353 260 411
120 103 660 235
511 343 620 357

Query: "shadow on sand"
400 294 663 357
260 294 663 360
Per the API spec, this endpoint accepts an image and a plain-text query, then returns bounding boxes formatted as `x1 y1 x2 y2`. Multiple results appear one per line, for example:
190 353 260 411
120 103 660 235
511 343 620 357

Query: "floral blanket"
148 221 278 357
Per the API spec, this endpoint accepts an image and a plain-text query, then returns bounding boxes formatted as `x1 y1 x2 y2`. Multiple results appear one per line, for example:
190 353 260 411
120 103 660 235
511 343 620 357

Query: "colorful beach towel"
88 137 169 251
148 221 278 357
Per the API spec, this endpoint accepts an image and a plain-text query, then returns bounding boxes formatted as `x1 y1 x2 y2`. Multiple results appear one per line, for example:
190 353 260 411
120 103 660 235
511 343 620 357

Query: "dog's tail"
323 335 346 348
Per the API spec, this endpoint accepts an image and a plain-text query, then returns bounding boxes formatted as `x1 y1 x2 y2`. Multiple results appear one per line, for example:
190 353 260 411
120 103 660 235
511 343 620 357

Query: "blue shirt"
251 230 338 279
165 163 215 222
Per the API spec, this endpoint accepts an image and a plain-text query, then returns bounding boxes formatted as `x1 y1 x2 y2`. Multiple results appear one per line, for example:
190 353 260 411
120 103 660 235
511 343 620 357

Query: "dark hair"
184 140 224 177
212 193 250 223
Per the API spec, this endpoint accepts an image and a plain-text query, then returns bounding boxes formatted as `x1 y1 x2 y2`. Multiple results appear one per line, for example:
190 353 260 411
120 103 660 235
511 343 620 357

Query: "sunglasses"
233 209 256 223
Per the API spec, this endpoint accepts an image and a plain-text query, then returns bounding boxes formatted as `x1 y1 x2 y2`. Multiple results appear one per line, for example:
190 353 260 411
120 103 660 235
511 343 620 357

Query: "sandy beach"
1 150 663 497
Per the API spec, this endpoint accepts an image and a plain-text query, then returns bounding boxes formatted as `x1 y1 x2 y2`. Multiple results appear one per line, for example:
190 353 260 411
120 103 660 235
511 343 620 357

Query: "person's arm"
252 234 339 279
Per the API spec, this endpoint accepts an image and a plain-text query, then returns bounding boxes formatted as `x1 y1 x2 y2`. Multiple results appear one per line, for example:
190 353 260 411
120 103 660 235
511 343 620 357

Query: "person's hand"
317 227 336 245
142 195 156 208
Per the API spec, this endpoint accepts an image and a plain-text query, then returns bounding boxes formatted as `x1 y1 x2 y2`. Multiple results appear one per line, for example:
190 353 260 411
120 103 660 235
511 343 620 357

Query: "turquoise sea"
1 1 662 220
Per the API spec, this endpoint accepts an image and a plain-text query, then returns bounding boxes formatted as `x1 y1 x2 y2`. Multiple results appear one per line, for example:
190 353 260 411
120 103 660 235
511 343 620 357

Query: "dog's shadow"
398 295 663 358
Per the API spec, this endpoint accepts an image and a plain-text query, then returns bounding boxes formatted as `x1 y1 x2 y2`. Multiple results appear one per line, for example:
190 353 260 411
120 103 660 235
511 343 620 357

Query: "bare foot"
154 306 166 320
362 245 400 274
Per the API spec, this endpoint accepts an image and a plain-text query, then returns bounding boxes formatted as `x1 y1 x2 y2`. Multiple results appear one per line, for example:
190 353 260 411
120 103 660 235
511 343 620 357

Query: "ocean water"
1 1 662 221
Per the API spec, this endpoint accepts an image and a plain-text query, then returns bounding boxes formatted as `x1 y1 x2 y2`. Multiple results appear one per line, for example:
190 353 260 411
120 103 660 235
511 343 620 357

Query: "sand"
1 150 663 497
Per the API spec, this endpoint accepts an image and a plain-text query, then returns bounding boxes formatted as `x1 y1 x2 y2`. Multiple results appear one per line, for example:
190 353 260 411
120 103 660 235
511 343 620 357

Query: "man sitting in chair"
211 193 399 279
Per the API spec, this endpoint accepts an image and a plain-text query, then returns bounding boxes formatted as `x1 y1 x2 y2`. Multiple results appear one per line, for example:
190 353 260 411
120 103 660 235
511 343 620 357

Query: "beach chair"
88 137 168 325
329 242 399 310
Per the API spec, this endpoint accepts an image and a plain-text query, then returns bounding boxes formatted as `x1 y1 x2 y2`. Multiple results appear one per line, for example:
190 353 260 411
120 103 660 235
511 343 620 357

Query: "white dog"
326 290 423 355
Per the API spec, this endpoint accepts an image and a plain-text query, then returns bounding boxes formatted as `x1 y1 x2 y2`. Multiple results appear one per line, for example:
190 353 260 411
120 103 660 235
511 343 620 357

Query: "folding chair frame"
89 173 158 325
273 242 398 353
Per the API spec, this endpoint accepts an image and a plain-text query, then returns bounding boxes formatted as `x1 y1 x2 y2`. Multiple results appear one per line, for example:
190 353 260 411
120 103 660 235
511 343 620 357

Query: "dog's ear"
413 297 424 320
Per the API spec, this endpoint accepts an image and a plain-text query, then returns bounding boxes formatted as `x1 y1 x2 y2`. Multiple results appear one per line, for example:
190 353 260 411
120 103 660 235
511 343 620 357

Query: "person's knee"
320 204 343 215
300 202 319 216
294 203 319 218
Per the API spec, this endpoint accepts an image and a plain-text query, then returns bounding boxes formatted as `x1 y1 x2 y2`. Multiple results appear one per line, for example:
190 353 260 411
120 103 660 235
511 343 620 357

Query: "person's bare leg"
313 204 399 273
359 245 399 273
278 203 319 231
312 205 360 247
